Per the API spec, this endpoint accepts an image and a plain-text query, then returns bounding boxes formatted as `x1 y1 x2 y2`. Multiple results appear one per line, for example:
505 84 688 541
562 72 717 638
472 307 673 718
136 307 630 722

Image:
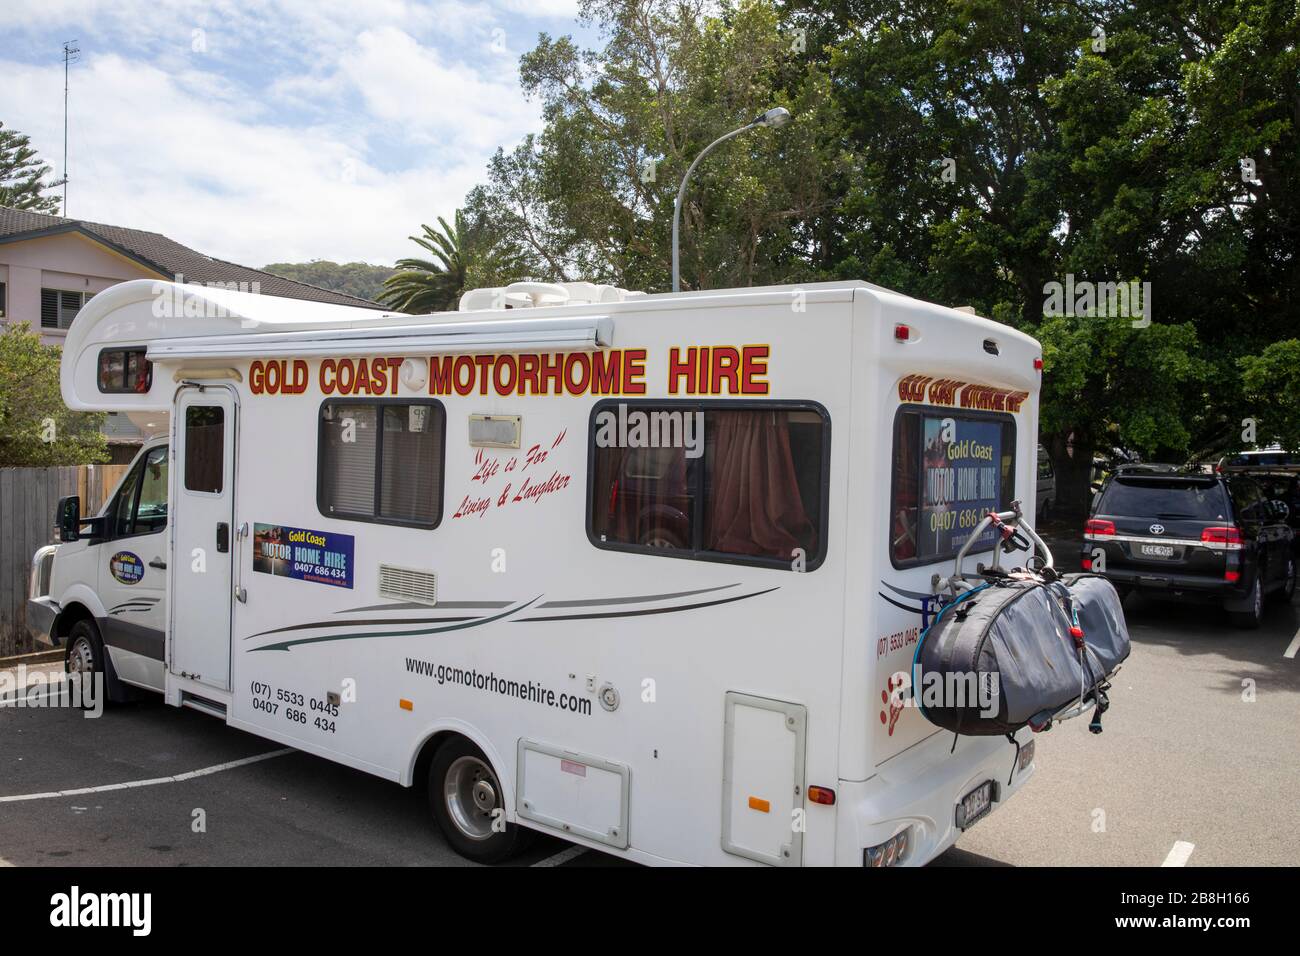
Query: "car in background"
1036 445 1056 520
1217 448 1300 553
1082 465 1295 628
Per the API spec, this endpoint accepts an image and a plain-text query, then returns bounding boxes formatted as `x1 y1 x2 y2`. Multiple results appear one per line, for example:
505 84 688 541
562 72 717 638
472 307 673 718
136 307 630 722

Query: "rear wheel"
1227 576 1263 629
428 737 529 864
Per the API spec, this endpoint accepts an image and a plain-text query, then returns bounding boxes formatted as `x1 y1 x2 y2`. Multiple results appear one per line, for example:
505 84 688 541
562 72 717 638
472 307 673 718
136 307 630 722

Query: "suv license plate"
1140 543 1175 558
956 780 997 830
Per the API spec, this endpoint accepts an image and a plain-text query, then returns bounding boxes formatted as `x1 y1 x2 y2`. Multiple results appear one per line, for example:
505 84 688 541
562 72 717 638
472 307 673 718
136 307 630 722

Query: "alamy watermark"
0 666 103 718
593 403 704 458
1043 275 1151 328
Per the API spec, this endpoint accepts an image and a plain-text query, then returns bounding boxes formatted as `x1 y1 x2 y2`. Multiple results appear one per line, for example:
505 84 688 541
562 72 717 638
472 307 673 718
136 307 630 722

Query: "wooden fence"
0 464 129 657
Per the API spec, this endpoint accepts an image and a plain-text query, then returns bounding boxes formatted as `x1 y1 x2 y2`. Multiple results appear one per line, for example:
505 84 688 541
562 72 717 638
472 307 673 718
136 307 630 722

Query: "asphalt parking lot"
3 565 1297 868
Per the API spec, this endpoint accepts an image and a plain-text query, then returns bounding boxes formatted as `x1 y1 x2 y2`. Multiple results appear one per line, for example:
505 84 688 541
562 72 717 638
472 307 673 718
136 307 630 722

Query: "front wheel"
1227 577 1263 629
1271 556 1295 603
65 620 108 709
428 738 530 864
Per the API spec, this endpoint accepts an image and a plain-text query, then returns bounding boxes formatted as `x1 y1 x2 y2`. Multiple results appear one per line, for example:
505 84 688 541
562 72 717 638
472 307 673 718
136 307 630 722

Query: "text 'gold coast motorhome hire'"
247 345 772 398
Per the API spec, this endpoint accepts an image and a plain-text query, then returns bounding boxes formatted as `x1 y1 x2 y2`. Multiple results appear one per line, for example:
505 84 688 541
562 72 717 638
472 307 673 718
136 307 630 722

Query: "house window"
40 288 92 329
98 348 153 394
0 281 6 318
318 400 445 528
588 400 829 570
889 407 1016 568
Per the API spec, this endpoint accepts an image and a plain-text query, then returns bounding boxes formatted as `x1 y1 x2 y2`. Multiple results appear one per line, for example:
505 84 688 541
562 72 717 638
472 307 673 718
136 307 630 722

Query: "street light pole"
671 107 791 293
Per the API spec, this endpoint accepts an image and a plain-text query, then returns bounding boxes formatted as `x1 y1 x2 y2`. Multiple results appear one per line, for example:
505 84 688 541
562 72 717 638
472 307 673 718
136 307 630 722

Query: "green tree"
0 323 107 467
466 0 849 291
379 210 528 313
262 261 397 302
1240 339 1300 452
0 122 61 213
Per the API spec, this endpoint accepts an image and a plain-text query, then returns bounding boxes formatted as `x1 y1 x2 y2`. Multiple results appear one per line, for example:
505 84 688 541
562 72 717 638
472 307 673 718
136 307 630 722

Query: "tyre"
428 737 530 864
1272 555 1296 603
65 619 108 709
1227 576 1263 629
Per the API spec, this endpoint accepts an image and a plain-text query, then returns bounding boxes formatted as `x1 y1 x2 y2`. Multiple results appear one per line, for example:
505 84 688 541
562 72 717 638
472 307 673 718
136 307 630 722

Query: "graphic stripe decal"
336 600 512 613
537 584 739 609
244 616 478 641
250 598 542 652
517 588 778 623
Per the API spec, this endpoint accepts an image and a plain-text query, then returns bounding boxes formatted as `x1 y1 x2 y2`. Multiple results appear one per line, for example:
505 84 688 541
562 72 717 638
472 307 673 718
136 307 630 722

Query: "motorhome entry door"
169 385 237 690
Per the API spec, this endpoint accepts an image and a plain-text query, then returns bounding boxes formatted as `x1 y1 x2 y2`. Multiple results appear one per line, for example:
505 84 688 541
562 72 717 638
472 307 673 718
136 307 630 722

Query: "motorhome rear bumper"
26 597 60 648
836 728 1035 866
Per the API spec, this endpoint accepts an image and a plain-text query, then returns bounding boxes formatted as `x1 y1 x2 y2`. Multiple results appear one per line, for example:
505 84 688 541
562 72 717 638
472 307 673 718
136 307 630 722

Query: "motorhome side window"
589 402 828 570
318 400 446 528
890 408 1015 567
110 445 169 537
97 347 152 394
184 405 225 494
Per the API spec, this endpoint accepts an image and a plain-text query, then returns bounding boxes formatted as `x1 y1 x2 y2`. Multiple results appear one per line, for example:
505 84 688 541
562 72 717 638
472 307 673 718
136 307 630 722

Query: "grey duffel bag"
912 572 1131 736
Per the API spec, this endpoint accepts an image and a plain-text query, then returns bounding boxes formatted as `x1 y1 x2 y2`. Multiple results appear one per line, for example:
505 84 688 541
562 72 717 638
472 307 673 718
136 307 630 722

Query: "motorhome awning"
146 316 615 360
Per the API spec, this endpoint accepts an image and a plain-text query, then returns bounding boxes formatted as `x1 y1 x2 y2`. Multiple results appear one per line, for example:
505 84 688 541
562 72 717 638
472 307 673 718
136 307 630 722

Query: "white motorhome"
29 277 1044 866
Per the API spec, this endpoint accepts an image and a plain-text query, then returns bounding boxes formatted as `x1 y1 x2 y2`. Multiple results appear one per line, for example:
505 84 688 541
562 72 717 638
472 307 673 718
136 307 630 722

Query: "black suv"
1082 466 1296 628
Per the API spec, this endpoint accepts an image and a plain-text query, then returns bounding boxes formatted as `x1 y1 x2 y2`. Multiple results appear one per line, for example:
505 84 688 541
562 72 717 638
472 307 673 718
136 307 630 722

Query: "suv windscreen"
1099 478 1229 521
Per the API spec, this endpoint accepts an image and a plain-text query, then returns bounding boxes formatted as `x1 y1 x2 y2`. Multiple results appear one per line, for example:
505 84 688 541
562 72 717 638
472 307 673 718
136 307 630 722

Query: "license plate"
1140 543 1175 558
956 780 997 830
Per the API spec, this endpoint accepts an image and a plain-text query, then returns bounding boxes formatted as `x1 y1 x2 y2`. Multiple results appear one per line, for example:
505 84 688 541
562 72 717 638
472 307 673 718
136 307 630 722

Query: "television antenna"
52 41 81 215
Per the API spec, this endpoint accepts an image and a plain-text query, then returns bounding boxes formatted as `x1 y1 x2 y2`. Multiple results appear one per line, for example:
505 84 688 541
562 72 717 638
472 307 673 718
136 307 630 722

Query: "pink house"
0 205 382 343
0 205 384 459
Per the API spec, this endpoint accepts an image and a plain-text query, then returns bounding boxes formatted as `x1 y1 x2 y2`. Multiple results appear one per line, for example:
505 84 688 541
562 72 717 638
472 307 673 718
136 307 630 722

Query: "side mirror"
57 495 82 542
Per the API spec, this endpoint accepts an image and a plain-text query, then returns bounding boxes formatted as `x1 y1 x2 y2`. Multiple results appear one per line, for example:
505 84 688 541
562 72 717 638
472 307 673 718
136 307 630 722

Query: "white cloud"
0 3 566 267
0 51 524 265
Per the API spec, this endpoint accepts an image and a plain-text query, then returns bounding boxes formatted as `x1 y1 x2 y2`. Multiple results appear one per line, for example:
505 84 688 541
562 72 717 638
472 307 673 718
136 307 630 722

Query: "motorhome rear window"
890 408 1016 568
318 400 445 528
588 401 829 570
98 348 152 394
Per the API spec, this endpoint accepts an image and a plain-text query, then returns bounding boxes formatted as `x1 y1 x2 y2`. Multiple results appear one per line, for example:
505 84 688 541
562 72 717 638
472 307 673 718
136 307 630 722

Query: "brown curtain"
705 410 815 559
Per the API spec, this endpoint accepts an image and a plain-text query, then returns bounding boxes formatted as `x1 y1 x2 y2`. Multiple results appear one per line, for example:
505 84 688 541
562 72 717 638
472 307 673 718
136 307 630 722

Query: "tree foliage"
0 323 107 467
0 121 61 213
262 261 396 302
378 210 527 313
451 0 1298 512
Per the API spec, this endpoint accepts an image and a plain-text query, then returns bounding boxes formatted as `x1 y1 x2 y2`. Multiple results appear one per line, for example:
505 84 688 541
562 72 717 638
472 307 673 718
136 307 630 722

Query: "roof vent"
378 564 438 607
459 281 644 312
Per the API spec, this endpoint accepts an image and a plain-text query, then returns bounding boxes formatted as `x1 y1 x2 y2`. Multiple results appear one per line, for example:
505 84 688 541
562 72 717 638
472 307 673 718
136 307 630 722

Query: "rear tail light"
864 827 911 868
1201 526 1243 549
894 323 911 342
1081 557 1093 570
1224 570 1241 583
1085 519 1115 537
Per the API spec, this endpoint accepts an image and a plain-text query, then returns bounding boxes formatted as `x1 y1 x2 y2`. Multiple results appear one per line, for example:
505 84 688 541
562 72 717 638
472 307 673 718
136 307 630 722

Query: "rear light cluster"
864 827 911 867
1084 519 1115 538
1201 526 1244 549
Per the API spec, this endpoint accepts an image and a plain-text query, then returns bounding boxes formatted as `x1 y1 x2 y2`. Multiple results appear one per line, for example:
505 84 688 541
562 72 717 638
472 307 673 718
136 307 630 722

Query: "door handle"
216 522 230 553
149 558 167 570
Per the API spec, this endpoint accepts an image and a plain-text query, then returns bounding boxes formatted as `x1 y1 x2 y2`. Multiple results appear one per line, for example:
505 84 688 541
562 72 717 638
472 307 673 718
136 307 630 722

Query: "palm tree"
380 210 525 313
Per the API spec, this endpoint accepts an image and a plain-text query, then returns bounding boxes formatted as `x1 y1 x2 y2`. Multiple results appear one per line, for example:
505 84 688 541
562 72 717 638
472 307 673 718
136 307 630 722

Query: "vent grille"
378 564 438 606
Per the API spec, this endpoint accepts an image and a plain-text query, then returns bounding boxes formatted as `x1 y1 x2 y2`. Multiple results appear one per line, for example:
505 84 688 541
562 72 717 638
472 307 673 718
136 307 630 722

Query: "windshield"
1100 479 1229 521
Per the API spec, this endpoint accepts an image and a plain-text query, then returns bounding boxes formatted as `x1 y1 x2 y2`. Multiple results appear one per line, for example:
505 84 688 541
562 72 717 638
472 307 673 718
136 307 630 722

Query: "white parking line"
0 748 293 803
1284 628 1300 659
531 845 589 867
1161 840 1195 867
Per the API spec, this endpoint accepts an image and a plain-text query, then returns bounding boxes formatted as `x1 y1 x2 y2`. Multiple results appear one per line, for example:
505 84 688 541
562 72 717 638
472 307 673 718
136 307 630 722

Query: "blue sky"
0 0 594 267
